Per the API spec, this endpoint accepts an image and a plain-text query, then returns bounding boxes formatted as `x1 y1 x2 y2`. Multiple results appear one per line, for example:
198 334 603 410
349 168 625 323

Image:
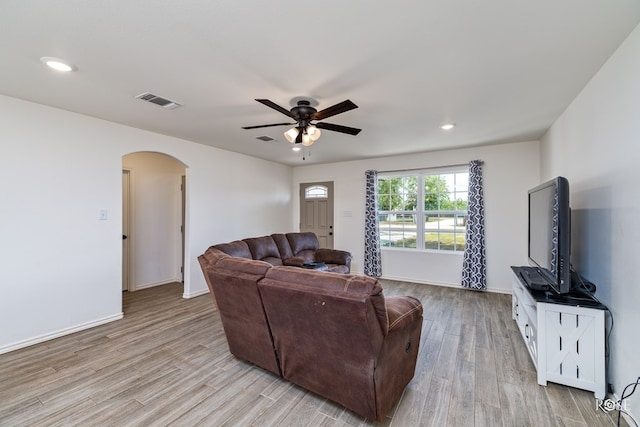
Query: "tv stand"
511 267 606 399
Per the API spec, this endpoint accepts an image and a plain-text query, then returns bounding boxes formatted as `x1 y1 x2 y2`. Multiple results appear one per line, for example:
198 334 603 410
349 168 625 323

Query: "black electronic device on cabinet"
527 176 572 295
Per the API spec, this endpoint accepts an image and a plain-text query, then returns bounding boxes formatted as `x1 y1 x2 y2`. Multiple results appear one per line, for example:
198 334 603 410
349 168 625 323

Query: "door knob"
123 235 128 240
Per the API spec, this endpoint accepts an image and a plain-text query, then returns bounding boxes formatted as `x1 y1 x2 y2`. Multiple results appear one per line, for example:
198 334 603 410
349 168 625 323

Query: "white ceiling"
2 1 639 166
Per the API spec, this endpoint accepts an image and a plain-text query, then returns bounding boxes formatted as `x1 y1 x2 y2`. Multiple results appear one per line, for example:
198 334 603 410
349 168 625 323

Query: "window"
377 169 469 251
305 185 328 199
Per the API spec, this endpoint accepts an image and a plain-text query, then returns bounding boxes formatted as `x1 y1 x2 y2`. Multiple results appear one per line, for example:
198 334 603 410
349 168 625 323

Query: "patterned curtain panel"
364 170 382 277
462 160 486 290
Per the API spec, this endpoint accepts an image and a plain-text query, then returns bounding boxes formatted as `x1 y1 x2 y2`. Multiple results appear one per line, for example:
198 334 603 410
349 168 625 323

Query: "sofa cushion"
212 240 252 259
325 264 350 274
286 232 319 257
282 256 305 267
244 235 283 266
271 233 293 259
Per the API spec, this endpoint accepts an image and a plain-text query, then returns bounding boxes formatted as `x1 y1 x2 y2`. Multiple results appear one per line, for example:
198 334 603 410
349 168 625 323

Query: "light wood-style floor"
0 280 623 426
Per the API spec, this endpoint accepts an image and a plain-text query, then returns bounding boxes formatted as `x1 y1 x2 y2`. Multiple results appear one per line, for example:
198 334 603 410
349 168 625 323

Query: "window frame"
377 167 469 252
304 185 328 199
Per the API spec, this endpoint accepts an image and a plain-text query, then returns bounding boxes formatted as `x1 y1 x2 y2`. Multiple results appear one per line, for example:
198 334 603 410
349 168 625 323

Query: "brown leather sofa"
214 232 351 273
198 234 423 421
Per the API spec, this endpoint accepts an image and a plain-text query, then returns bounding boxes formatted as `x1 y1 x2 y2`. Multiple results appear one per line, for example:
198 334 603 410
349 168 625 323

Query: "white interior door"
181 174 186 283
122 170 130 291
300 181 334 248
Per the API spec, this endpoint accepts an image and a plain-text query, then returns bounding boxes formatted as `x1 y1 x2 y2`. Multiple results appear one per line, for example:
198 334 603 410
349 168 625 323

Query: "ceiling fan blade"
255 99 294 118
316 122 362 135
312 100 358 121
242 122 295 129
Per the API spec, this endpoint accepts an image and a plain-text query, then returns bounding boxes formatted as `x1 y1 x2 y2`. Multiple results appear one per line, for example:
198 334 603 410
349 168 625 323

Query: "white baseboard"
133 279 179 291
183 288 210 299
0 312 123 355
379 274 512 295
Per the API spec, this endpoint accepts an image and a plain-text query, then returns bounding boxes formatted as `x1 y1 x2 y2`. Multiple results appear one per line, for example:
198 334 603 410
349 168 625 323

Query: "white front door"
299 181 334 248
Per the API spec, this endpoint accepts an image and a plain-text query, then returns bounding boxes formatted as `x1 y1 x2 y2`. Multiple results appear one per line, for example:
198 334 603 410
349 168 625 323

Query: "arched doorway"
122 152 187 295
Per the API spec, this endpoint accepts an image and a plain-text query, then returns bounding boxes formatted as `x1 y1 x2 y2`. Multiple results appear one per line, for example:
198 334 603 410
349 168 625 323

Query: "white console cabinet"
511 267 606 399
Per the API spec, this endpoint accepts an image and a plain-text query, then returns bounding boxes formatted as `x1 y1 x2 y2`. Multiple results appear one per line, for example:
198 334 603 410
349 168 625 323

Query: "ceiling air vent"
256 136 275 142
135 92 182 110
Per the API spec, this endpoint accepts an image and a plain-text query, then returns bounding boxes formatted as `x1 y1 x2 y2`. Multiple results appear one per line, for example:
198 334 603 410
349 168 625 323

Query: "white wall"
123 152 185 290
541 23 640 418
293 140 540 293
0 94 292 353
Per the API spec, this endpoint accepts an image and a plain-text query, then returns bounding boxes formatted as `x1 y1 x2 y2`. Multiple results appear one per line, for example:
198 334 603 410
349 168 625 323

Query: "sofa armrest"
373 295 423 420
315 248 352 268
385 296 423 333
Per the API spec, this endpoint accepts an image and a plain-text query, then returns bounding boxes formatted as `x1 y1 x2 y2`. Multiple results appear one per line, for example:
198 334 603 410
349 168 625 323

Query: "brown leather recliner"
198 235 422 420
258 267 423 421
198 245 281 375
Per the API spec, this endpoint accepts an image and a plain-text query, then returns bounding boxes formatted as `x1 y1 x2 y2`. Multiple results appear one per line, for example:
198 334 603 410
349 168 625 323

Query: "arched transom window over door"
305 185 328 199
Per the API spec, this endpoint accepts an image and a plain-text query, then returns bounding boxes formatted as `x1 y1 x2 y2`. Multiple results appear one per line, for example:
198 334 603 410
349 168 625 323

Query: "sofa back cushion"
212 240 252 259
270 233 293 259
286 232 319 261
244 235 283 266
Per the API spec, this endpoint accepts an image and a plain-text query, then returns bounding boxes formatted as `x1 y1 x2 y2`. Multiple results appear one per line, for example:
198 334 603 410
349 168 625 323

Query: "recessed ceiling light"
441 123 455 130
292 146 302 152
40 57 76 72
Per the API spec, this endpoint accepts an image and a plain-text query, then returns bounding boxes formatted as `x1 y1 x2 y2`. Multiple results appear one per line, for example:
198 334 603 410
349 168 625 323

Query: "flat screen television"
527 176 571 294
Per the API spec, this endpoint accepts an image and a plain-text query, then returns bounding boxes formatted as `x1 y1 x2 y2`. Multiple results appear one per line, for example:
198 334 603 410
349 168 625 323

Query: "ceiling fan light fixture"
301 132 313 146
441 123 455 130
307 125 321 141
292 146 302 152
245 98 361 147
284 127 299 143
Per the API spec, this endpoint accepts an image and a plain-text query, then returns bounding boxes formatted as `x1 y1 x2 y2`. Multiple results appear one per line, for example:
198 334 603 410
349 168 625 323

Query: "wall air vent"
256 135 275 142
135 92 182 110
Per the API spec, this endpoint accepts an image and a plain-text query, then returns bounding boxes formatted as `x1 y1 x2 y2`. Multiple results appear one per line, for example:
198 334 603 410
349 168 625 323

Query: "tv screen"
527 176 571 294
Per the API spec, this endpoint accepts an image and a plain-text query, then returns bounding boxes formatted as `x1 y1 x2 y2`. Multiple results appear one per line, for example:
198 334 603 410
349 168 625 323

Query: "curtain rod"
376 162 476 174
